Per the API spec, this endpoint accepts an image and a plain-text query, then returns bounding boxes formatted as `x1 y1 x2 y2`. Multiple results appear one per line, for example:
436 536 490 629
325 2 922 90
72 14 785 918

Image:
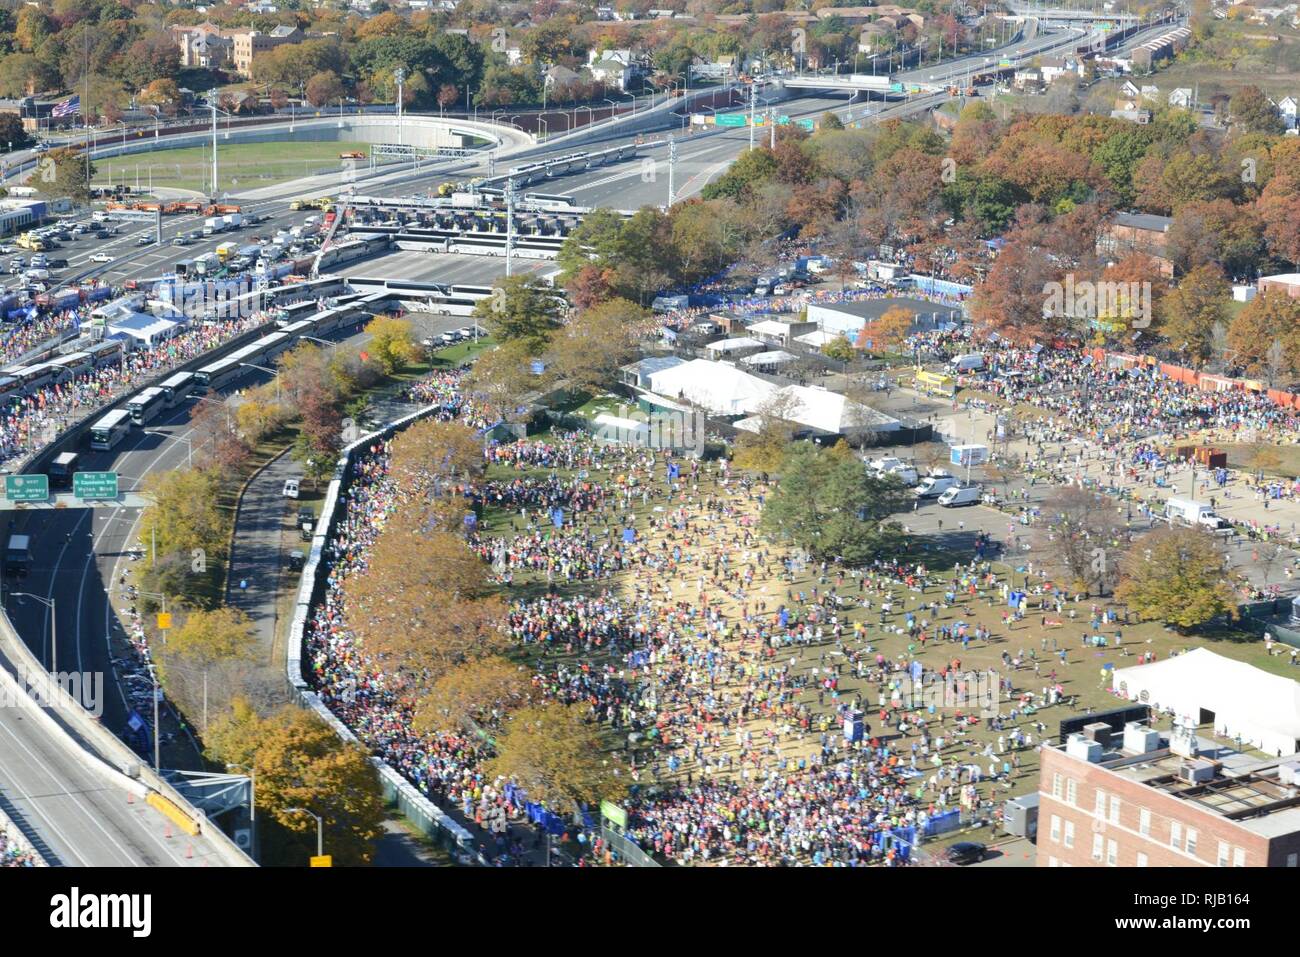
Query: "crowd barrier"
1084 347 1300 411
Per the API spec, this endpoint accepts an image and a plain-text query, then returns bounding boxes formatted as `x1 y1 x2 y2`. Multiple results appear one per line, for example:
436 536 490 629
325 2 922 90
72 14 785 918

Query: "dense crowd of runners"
302 371 1077 867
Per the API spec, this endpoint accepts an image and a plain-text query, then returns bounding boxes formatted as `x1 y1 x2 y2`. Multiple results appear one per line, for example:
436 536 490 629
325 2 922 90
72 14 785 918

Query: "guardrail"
286 403 482 860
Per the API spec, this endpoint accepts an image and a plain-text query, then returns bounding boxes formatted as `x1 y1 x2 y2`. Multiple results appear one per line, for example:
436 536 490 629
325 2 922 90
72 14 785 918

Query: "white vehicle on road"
282 478 300 499
89 253 114 263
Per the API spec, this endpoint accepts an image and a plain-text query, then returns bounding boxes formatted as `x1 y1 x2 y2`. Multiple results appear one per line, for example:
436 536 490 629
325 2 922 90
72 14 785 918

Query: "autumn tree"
857 305 913 352
361 314 418 374
485 703 627 815
388 418 484 494
1156 264 1230 366
969 236 1065 345
1115 526 1237 631
1032 486 1126 595
412 656 534 735
155 608 257 731
468 339 551 422
141 469 225 579
1231 85 1285 135
1226 289 1300 381
205 699 385 867
31 147 94 203
341 518 504 691
547 297 643 394
732 389 802 474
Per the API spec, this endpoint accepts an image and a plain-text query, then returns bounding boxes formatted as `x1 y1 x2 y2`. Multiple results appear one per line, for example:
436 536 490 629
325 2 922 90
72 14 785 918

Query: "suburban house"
1167 87 1194 108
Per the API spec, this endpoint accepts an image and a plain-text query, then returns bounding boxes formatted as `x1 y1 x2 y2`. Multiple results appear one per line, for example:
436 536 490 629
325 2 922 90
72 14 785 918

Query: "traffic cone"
186 844 193 860
127 791 134 804
164 822 172 839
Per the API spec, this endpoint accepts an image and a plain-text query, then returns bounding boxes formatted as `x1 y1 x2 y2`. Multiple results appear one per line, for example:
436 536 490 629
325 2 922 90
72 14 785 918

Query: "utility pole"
749 81 756 150
666 136 676 208
209 88 218 197
769 108 776 149
505 176 515 277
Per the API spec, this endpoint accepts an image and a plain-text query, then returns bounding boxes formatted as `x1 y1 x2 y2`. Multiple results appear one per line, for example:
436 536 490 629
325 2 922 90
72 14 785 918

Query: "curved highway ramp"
0 620 252 867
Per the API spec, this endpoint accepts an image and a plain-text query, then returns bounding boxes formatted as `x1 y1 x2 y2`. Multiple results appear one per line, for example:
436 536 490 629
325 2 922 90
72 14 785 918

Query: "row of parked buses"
0 340 126 406
86 294 390 452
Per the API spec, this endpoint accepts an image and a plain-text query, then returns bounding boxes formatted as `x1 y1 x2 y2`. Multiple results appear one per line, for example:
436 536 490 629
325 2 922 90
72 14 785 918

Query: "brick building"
1098 211 1175 277
1038 720 1300 868
231 26 302 77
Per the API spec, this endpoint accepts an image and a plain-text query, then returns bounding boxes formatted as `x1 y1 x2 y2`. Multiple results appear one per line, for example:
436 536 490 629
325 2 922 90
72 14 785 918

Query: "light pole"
394 67 406 146
239 363 280 402
285 806 324 861
226 762 258 863
145 429 193 469
622 90 636 114
542 73 554 113
209 88 219 198
9 592 55 675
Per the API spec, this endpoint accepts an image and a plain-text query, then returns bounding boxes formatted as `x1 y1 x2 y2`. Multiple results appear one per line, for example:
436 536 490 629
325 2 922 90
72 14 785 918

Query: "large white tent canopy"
1112 648 1300 757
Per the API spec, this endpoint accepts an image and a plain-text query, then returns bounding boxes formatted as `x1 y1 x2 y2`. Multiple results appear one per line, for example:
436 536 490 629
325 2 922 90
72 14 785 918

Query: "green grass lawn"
97 140 390 196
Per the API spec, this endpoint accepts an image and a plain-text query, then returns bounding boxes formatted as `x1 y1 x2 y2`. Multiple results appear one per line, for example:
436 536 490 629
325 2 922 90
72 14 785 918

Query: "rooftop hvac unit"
1278 761 1300 786
1178 759 1218 784
1082 722 1113 746
1066 733 1103 763
1123 722 1161 755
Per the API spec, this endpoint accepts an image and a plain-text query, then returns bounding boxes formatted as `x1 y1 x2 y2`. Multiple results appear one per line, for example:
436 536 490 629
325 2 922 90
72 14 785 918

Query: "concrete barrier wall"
285 403 480 857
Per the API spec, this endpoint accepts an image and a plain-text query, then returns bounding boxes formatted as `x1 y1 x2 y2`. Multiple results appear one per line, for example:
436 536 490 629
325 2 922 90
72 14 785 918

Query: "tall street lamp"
285 806 324 861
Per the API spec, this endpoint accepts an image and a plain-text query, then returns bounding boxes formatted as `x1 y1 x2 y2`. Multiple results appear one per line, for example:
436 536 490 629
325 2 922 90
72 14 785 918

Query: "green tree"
760 442 910 563
1231 84 1285 135
1115 526 1237 631
473 275 564 348
822 335 855 362
546 297 644 394
140 469 224 595
1157 264 1230 366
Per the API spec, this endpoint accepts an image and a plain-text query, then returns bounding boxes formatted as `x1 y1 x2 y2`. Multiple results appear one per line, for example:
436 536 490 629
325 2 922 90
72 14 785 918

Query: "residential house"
171 22 233 70
545 65 582 87
1139 84 1160 102
1279 95 1298 131
1037 55 1082 83
1110 108 1152 125
1120 79 1141 98
1167 87 1194 108
588 55 632 91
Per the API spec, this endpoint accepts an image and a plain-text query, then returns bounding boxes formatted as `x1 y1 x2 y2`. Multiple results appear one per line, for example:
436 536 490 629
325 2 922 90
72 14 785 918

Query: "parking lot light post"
9 592 55 675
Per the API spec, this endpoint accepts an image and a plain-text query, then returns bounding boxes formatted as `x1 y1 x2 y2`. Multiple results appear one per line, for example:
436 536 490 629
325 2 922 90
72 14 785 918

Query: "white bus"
127 387 167 426
89 408 131 451
158 371 195 407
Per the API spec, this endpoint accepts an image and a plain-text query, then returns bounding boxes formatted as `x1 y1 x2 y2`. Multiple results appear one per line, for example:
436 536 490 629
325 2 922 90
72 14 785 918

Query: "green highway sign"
4 474 48 502
73 471 119 500
715 113 747 127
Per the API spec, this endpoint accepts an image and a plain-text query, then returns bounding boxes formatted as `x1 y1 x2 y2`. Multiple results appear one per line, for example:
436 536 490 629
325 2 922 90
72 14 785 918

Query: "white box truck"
1164 498 1230 529
203 216 226 236
938 484 982 507
950 444 990 467
222 212 243 230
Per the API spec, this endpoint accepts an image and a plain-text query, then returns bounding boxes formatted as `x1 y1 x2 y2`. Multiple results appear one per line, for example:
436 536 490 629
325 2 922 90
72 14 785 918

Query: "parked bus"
158 371 195 407
126 386 167 426
0 376 22 406
87 339 125 368
89 408 131 450
49 351 93 380
5 363 54 394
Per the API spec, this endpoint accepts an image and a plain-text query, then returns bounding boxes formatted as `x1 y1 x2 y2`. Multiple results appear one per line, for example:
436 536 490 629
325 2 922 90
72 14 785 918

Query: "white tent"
740 350 798 369
644 358 775 416
734 384 899 437
1111 648 1300 757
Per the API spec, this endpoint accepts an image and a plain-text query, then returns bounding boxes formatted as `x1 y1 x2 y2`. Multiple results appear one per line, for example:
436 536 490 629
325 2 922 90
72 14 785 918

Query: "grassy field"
96 140 389 196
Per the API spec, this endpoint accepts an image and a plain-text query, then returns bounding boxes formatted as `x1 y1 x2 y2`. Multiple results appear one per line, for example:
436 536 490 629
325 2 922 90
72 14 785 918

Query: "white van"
882 465 919 487
950 353 986 373
916 473 958 499
869 456 906 473
938 484 982 507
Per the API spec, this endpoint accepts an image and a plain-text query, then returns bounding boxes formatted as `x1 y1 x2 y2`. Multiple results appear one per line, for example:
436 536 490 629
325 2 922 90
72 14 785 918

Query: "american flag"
51 95 79 118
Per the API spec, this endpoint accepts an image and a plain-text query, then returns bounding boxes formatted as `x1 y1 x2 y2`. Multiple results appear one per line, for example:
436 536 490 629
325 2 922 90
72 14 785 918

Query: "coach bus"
89 408 131 451
126 387 167 426
87 339 125 368
158 371 195 408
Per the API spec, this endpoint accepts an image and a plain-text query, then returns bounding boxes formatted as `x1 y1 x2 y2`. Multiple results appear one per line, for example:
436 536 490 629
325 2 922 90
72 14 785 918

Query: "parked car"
136 235 152 246
944 842 986 865
89 253 113 263
94 230 110 239
282 478 300 499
